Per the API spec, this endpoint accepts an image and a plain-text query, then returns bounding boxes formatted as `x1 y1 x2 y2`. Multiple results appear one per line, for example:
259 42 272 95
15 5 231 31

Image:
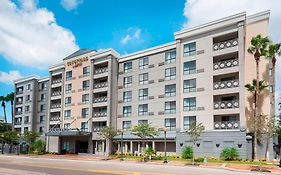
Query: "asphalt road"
0 155 262 175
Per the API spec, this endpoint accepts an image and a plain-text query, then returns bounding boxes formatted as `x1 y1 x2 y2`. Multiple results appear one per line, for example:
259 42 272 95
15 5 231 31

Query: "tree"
0 96 7 123
245 79 268 160
2 131 20 153
131 123 158 157
22 131 40 150
145 147 156 161
5 93 14 126
0 123 12 133
263 116 277 160
97 126 117 158
186 122 204 165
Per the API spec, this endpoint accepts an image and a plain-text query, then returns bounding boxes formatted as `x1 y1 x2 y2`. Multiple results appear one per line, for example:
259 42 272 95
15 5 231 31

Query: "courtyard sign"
67 56 89 68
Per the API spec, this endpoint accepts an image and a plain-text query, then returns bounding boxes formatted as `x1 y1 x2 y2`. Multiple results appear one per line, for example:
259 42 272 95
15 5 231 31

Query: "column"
125 142 128 153
102 141 105 155
137 142 140 153
88 137 93 154
117 142 120 152
152 141 155 150
130 141 133 154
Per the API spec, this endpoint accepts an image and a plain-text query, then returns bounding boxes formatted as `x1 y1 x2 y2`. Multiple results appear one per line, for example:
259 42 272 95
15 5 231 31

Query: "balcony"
92 127 106 132
213 38 238 51
94 82 108 89
14 121 22 125
52 79 62 84
93 112 107 118
93 97 107 103
213 79 239 90
214 121 240 130
51 104 61 109
16 101 23 105
16 91 23 95
213 58 238 70
94 67 108 75
51 91 61 97
214 100 239 110
15 111 23 115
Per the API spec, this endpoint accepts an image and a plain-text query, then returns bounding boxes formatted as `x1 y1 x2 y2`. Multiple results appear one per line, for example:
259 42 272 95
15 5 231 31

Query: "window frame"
183 79 196 93
183 42 196 57
183 97 196 111
165 67 176 80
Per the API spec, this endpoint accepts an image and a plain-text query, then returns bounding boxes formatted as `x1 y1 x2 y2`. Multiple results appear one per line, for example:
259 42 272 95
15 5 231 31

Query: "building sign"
67 57 89 68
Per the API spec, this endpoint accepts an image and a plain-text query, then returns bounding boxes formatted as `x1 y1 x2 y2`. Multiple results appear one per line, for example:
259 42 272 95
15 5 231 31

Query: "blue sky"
0 0 280 122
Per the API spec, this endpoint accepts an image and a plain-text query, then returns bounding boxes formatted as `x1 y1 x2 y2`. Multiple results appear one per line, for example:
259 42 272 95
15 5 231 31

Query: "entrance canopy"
46 128 91 137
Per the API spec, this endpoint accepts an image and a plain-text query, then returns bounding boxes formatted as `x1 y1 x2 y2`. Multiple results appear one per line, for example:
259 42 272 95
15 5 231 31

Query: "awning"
45 128 91 137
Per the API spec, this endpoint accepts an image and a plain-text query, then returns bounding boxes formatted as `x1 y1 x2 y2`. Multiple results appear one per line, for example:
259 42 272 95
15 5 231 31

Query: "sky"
0 0 280 122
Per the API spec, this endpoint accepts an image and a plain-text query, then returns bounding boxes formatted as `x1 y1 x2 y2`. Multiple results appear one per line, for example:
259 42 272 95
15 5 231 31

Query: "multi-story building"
13 11 275 159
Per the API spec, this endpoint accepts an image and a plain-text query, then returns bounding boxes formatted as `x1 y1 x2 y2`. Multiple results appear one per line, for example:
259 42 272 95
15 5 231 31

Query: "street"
0 155 263 175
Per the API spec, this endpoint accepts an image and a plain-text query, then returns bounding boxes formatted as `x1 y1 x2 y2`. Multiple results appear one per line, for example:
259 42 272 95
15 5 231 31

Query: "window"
81 122 88 131
40 104 46 112
124 62 132 73
123 91 132 102
165 84 176 97
138 104 148 116
183 79 196 93
26 84 31 90
183 97 196 111
24 127 29 132
26 95 31 102
122 121 132 131
41 94 46 101
165 101 176 114
269 68 272 76
82 80 90 90
82 94 89 104
139 73 149 85
270 85 273 93
25 106 30 112
64 110 71 119
139 57 149 69
123 106 132 117
139 88 148 100
24 116 29 123
64 123 70 129
41 83 47 90
138 120 148 125
165 50 176 63
66 71 72 80
165 118 176 131
39 115 44 123
184 116 196 130
39 127 44 134
165 67 176 80
83 66 90 76
184 61 196 75
81 108 89 118
65 97 71 106
124 76 132 87
184 42 196 56
65 84 72 93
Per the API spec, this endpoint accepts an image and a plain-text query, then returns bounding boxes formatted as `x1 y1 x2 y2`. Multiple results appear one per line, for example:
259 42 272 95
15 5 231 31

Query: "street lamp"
163 127 168 164
17 133 20 155
120 129 124 161
0 134 4 154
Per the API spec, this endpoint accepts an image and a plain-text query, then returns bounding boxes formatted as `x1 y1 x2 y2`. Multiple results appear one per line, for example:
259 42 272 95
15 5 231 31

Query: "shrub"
181 146 193 159
31 140 46 155
194 157 204 162
220 148 239 160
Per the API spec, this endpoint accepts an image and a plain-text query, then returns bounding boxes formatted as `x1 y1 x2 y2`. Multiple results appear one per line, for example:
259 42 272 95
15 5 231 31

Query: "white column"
117 142 120 152
152 141 155 150
102 141 105 154
137 142 140 153
125 142 128 153
130 141 133 154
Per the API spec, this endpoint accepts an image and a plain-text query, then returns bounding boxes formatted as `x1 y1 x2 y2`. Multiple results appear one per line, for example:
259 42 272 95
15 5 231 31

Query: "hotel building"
13 11 275 159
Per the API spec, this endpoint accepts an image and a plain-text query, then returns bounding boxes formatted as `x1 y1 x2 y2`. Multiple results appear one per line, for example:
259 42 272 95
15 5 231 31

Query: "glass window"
124 62 132 73
82 80 90 90
65 97 71 105
184 61 196 75
81 108 89 118
270 85 273 93
83 66 90 75
183 97 196 111
40 104 45 112
81 122 88 131
82 94 89 104
165 67 176 80
26 84 31 90
139 57 149 69
183 79 196 93
39 127 44 133
165 50 176 63
122 121 132 131
41 83 47 90
65 84 72 93
269 68 272 76
123 106 132 117
123 91 132 102
138 104 148 116
124 76 132 87
25 105 30 112
40 115 45 123
139 73 149 85
139 88 148 100
24 116 29 123
165 84 176 97
26 95 31 101
138 120 148 125
66 71 72 80
165 118 176 131
64 110 71 119
165 101 176 114
184 42 196 57
184 116 196 130
64 123 70 129
41 94 46 100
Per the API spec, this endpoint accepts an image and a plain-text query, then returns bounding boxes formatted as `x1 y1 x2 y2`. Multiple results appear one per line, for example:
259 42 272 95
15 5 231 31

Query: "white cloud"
0 70 22 85
121 28 142 45
60 0 83 11
0 0 79 69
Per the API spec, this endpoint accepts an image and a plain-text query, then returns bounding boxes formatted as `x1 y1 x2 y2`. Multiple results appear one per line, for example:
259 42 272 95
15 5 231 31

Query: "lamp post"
17 133 20 155
1 134 4 154
163 127 168 164
120 129 124 161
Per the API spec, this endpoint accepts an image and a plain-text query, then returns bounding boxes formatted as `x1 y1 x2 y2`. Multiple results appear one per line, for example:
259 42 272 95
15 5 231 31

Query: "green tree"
0 96 7 123
22 131 40 150
186 122 204 165
0 123 12 133
5 93 14 126
31 140 46 154
145 147 156 161
97 126 117 158
3 131 20 153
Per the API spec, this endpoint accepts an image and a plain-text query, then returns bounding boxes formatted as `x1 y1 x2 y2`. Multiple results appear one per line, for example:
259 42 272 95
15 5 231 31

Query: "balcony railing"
15 111 23 115
213 38 238 51
94 82 108 89
214 100 239 109
93 97 107 103
51 91 62 97
93 127 106 132
93 112 107 118
16 101 23 105
94 67 108 75
16 91 23 95
214 121 240 130
213 79 239 90
14 121 22 125
51 104 61 109
213 58 239 70
52 79 62 84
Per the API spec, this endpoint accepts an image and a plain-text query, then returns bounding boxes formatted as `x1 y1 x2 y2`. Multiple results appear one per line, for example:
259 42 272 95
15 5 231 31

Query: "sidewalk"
17 154 281 173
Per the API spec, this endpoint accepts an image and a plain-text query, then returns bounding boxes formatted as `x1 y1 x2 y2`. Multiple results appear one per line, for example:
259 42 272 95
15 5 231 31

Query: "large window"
138 104 148 116
184 60 196 75
139 57 149 69
165 67 176 80
65 84 72 93
64 110 71 119
183 97 196 111
66 71 72 80
122 121 132 131
81 122 88 131
124 76 132 87
123 106 132 117
139 73 149 85
25 105 30 112
184 42 196 57
165 101 176 114
138 120 148 125
123 91 132 102
183 79 196 93
81 108 89 118
165 118 176 131
82 80 90 90
83 66 90 76
82 94 89 104
64 123 70 129
165 84 176 97
65 97 71 106
139 88 148 100
165 50 176 63
124 62 132 73
184 116 196 130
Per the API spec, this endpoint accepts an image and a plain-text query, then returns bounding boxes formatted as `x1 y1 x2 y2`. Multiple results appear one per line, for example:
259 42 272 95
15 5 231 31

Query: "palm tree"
5 93 14 126
245 79 268 160
98 126 117 159
0 96 7 123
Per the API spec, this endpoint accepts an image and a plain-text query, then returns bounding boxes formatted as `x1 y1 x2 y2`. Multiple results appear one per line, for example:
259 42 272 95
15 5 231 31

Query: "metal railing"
52 79 62 84
94 82 108 89
213 58 239 70
51 104 61 109
214 121 240 130
93 97 107 103
214 100 239 109
94 67 108 75
93 112 107 118
50 117 60 121
213 79 239 90
213 38 238 51
51 91 62 97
